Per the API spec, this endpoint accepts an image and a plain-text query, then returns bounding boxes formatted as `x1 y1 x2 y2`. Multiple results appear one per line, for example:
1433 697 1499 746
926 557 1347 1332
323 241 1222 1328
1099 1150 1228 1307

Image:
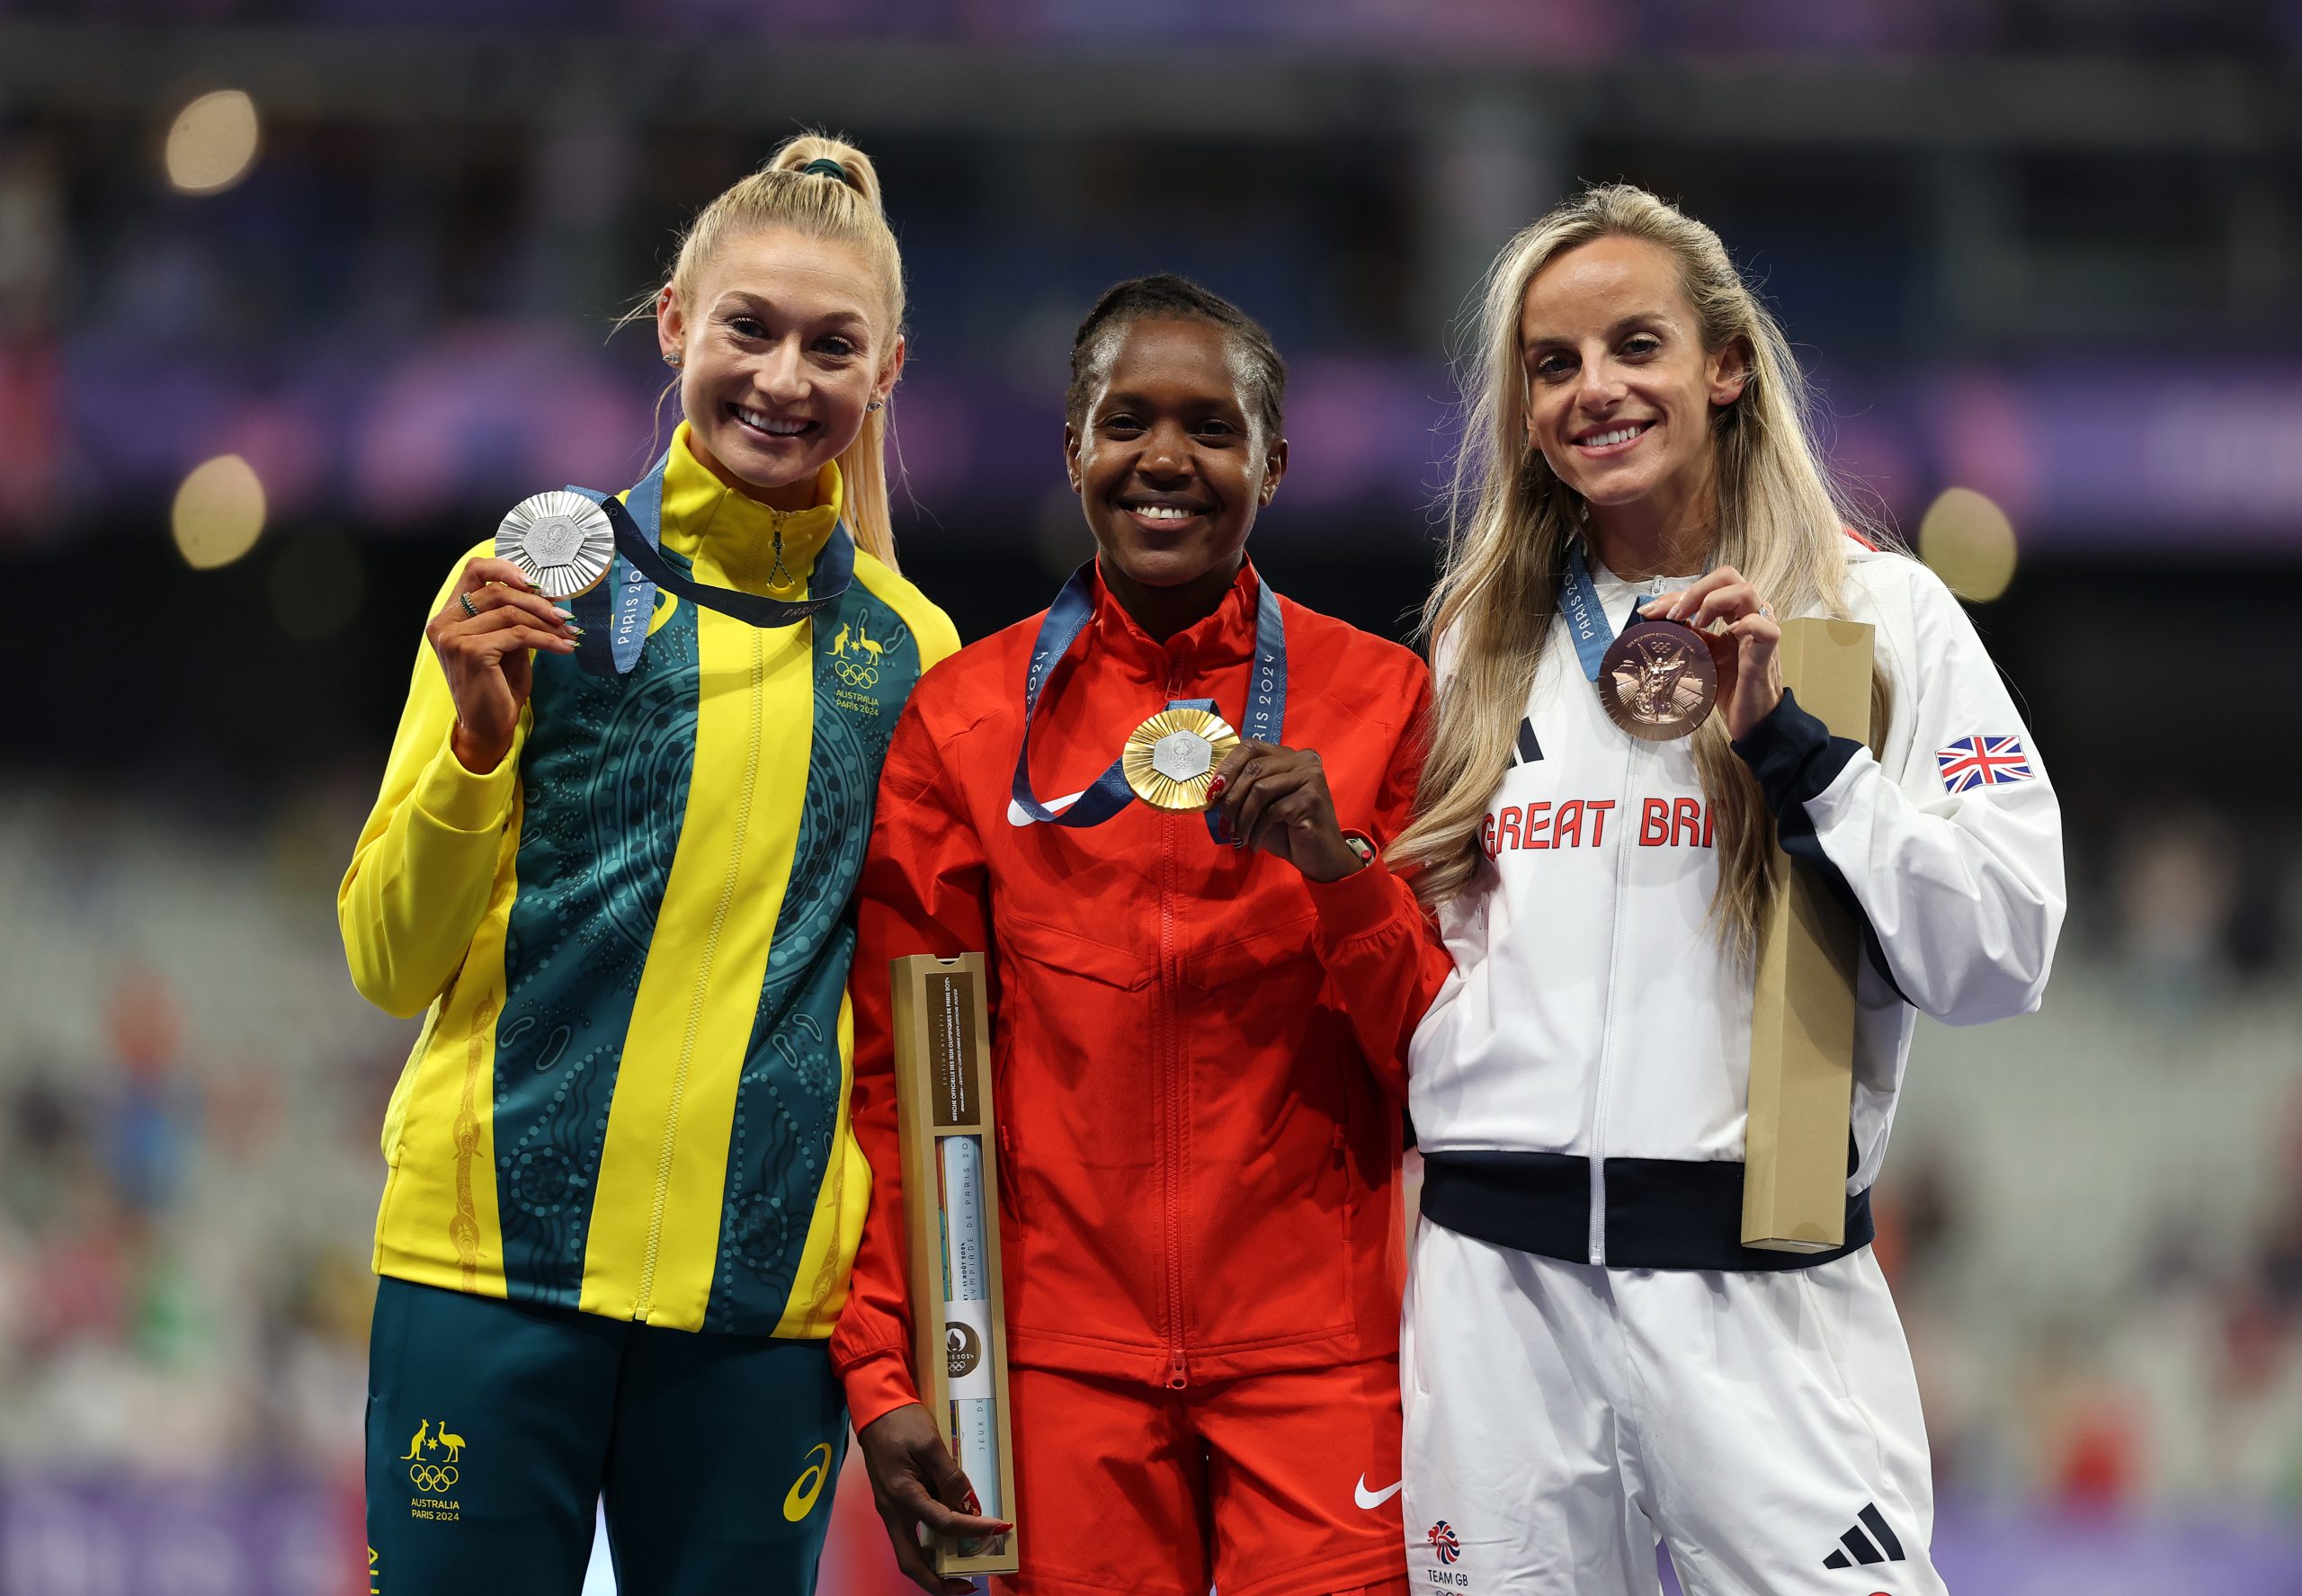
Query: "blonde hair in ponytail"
1393 183 1895 957
649 131 908 569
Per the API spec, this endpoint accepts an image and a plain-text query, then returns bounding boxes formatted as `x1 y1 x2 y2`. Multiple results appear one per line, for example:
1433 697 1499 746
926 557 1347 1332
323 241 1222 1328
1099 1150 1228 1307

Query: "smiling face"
1518 234 1747 518
657 227 902 507
1064 317 1286 593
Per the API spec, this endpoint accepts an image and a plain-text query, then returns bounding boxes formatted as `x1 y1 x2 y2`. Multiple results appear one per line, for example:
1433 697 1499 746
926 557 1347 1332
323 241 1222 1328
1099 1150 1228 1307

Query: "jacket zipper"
1586 689 1647 1267
635 627 767 1319
765 510 792 590
1159 669 1189 1390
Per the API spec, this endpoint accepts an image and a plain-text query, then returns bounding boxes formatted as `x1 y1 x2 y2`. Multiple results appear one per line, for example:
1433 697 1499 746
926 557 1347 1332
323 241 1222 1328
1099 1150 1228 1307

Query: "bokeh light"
270 530 367 641
1918 486 2018 602
172 454 267 569
164 90 260 195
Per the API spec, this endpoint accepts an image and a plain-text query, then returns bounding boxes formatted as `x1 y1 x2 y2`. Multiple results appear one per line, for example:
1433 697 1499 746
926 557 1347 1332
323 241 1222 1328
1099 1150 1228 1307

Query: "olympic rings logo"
835 661 879 689
409 1463 460 1492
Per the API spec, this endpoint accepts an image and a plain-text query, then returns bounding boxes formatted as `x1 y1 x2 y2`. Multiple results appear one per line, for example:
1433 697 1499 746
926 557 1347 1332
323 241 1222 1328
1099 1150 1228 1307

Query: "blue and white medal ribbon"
1009 561 1287 844
1559 542 1652 682
554 451 856 677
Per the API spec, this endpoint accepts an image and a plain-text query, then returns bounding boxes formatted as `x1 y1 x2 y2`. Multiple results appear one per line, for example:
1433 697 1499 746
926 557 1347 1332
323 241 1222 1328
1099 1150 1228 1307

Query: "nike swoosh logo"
1354 1476 1404 1510
1006 789 1087 826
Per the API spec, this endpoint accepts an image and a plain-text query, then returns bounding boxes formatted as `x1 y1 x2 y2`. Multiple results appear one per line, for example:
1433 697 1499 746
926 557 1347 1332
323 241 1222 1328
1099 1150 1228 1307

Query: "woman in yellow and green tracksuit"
338 134 959 1596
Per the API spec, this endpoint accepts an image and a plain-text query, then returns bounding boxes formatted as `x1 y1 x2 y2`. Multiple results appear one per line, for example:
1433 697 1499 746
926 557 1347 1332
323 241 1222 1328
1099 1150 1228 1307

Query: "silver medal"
495 491 615 600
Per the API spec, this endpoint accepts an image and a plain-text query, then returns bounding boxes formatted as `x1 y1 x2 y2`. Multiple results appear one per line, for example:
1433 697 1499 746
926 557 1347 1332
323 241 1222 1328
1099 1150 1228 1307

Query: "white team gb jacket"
1410 540 2066 1272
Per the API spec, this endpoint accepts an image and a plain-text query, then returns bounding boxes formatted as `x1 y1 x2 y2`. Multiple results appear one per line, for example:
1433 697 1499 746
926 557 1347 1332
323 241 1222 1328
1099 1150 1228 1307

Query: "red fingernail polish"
1207 776 1227 798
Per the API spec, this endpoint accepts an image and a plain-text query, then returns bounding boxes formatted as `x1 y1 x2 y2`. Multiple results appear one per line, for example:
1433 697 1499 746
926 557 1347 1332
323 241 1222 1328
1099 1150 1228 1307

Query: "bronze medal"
1121 707 1241 811
1599 619 1721 742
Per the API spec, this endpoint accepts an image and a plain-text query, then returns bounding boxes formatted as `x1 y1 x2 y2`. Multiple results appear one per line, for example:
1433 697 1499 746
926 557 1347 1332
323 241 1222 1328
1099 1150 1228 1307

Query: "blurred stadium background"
4 1 2301 1592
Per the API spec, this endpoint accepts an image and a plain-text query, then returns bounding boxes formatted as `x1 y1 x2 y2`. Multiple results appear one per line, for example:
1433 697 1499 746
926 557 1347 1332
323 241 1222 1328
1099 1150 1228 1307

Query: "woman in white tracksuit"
1386 186 2065 1594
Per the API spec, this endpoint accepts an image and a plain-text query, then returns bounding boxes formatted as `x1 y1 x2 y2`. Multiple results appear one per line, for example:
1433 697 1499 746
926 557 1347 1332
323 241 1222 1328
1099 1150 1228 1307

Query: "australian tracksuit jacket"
340 427 959 1336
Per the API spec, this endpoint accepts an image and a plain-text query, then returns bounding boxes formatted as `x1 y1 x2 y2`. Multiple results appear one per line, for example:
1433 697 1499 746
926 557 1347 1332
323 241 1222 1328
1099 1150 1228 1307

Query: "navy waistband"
1419 1149 1874 1272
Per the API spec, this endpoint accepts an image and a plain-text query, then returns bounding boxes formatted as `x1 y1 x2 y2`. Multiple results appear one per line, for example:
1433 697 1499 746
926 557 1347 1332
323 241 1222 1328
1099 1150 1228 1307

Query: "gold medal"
1122 708 1240 811
495 491 615 600
1599 619 1721 742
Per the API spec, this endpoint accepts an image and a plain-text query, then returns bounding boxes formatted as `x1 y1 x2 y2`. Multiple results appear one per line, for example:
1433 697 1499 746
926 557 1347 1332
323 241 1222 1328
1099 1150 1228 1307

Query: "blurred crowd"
21 0 2302 54
12 11 2302 557
0 776 2296 1518
0 784 394 1489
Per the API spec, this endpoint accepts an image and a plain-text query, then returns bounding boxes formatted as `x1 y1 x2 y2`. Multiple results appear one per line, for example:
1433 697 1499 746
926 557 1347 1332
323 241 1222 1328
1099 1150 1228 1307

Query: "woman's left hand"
1641 565 1782 740
1207 741 1363 882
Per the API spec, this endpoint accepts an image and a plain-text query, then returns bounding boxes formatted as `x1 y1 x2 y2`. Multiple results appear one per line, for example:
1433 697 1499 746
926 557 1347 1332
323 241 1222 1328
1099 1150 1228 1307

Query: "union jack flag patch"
1936 735 2033 793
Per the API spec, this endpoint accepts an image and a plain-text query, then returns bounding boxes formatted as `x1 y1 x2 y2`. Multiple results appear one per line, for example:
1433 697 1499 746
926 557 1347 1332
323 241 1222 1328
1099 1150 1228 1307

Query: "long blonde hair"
649 131 907 568
1393 183 1893 956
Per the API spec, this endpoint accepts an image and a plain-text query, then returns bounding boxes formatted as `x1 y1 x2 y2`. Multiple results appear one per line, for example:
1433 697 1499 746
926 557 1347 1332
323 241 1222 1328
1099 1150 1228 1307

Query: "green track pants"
365 1276 847 1596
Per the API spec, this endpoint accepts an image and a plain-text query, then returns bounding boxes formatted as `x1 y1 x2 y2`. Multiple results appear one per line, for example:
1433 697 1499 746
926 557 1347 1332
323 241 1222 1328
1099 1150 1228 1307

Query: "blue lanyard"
564 452 857 677
1009 562 1287 842
1559 543 1657 682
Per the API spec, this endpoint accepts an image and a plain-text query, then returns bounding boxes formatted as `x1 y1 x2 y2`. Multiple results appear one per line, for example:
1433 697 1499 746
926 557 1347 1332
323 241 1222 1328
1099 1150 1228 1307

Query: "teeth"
737 406 808 436
1135 505 1196 521
1583 424 1647 448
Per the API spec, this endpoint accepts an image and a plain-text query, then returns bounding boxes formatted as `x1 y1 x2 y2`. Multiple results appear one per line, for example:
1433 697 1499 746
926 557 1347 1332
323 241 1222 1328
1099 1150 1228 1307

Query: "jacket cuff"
1307 843 1400 945
838 1343 923 1435
414 736 520 834
1730 688 1860 819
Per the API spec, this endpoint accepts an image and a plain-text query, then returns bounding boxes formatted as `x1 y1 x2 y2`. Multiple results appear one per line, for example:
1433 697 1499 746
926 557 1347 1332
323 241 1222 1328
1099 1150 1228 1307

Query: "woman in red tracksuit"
832 275 1444 1596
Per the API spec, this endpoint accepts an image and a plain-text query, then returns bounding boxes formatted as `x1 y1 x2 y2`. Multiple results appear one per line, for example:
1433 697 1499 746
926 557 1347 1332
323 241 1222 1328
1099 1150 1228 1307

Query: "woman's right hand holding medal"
1207 741 1366 882
425 557 583 772
1637 564 1781 739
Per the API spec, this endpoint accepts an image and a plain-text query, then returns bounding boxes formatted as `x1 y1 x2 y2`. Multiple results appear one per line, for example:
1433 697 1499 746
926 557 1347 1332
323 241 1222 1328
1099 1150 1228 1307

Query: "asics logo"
1354 1475 1404 1510
782 1442 834 1522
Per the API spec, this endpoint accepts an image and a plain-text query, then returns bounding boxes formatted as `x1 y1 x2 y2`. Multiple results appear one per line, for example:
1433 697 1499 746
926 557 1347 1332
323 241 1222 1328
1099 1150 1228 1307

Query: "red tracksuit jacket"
832 559 1445 1429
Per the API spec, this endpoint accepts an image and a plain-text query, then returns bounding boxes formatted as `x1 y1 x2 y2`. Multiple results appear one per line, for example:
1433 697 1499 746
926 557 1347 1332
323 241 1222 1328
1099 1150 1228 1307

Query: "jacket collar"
1086 554 1263 682
656 422 843 597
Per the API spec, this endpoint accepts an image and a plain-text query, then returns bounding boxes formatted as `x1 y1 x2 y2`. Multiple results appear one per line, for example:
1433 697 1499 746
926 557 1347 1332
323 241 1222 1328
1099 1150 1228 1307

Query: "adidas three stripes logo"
1823 1502 1907 1569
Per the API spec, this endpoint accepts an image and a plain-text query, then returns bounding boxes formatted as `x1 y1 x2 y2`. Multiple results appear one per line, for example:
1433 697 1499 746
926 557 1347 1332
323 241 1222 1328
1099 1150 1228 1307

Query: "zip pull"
767 516 792 590
1165 1352 1188 1390
1333 1125 1348 1169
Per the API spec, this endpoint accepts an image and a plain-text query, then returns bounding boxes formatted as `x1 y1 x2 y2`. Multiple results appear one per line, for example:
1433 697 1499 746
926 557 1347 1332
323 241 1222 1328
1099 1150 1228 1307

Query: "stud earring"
866 399 882 413
664 352 682 369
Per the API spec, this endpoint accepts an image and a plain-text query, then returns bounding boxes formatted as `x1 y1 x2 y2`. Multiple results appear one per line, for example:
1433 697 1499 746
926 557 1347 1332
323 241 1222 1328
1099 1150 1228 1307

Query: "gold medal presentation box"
890 953 1021 1577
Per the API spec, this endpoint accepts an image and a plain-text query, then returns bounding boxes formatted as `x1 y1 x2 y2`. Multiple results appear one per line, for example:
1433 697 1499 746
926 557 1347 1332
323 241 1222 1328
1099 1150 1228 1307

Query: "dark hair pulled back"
1066 273 1287 443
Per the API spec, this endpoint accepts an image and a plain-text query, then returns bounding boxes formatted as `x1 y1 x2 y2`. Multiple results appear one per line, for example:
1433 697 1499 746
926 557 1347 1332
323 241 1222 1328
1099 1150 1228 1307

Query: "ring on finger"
459 592 480 619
